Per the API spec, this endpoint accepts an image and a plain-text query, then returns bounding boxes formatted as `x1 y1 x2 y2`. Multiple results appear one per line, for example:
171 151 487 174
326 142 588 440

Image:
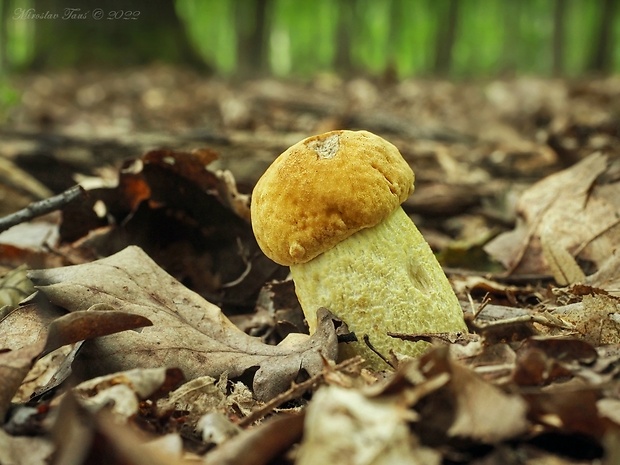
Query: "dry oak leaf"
28 246 339 402
0 296 151 421
485 152 620 280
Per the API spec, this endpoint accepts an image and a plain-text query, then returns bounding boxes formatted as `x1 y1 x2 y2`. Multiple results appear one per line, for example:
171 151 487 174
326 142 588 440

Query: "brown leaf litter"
2 72 620 464
24 246 339 402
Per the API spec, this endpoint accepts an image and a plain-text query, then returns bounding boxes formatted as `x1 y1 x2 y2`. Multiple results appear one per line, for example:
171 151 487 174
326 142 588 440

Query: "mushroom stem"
290 206 465 368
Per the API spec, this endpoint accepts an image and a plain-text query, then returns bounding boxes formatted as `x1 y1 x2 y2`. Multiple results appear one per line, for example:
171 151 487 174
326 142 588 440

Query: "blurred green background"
0 0 618 78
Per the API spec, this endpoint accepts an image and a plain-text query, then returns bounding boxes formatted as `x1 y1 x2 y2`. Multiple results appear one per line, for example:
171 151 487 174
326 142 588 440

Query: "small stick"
0 185 85 234
363 334 395 369
468 312 575 332
238 356 364 427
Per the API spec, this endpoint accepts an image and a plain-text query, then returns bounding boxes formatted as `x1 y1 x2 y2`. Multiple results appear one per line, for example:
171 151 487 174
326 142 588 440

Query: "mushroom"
251 130 466 368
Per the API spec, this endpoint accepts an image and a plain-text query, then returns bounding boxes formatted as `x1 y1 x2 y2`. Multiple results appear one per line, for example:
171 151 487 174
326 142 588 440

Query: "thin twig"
238 356 364 427
387 330 473 345
0 185 86 234
473 293 491 319
363 334 396 369
468 312 575 332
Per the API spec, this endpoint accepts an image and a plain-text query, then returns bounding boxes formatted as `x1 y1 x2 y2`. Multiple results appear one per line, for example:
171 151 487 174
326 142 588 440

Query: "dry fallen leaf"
297 384 438 465
28 246 339 401
0 295 151 420
485 152 620 282
0 338 48 422
586 250 620 297
512 337 598 386
417 347 529 444
73 367 184 420
551 293 620 345
59 147 286 311
50 393 194 465
155 373 257 429
540 226 586 285
0 428 54 465
0 156 54 217
203 412 305 465
0 266 34 311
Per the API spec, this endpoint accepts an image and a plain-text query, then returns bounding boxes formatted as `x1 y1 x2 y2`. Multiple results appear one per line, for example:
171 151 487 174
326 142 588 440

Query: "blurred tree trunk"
384 0 402 80
433 0 459 75
0 0 7 74
335 1 354 75
552 0 566 75
235 0 270 77
500 1 520 74
588 0 616 74
29 0 206 69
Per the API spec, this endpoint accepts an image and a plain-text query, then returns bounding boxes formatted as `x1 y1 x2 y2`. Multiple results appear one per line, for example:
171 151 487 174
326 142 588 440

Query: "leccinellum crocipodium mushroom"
251 130 466 368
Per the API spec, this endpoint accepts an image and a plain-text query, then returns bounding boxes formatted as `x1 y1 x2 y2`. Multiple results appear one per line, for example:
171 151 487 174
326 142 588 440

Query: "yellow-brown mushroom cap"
251 130 415 266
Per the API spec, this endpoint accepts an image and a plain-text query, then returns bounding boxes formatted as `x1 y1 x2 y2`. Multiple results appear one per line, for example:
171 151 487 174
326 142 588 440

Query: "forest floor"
1 65 620 464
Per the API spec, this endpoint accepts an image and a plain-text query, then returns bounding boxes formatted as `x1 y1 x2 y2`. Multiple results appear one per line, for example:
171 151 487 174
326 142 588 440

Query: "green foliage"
175 0 617 78
3 0 618 77
451 0 503 77
270 0 340 75
563 0 613 74
0 78 20 121
2 0 36 71
392 0 436 77
351 0 391 74
176 0 238 74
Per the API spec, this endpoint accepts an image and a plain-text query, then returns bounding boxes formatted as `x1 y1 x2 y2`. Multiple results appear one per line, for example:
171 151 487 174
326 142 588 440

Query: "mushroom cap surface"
251 130 415 266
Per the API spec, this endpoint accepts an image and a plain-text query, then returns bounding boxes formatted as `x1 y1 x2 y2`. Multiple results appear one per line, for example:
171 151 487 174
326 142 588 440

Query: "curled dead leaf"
551 294 620 345
0 295 152 420
418 347 529 443
485 153 620 285
73 367 184 419
297 384 436 465
204 412 305 465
